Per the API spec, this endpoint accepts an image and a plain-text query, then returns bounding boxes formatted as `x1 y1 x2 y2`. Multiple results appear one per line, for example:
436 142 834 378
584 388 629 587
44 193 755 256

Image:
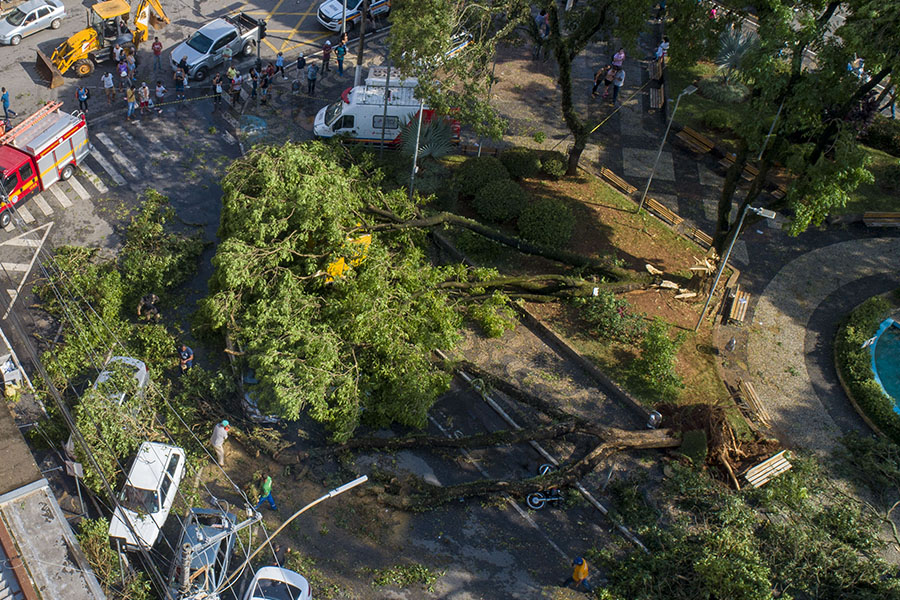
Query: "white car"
109 442 186 552
244 567 312 600
0 0 65 46
94 356 149 406
316 0 389 32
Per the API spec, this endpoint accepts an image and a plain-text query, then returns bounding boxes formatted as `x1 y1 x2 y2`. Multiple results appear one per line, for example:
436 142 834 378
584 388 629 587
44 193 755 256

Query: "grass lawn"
841 145 900 214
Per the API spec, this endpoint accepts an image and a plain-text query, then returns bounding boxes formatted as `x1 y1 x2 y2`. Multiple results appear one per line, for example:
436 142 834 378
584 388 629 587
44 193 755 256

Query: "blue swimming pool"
871 318 900 414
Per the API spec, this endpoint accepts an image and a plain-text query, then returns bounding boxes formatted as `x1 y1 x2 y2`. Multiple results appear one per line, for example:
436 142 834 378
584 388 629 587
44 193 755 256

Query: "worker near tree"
210 420 230 466
179 344 194 373
256 474 277 511
137 293 160 321
561 556 593 592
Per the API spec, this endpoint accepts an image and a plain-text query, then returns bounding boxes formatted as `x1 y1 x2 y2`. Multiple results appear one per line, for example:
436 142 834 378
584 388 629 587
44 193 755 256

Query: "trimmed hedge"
518 197 575 247
454 156 510 198
539 151 567 179
835 295 900 443
472 179 528 223
500 147 543 180
703 108 733 131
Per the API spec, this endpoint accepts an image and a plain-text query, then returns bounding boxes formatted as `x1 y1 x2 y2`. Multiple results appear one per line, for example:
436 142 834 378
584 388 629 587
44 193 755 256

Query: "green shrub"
835 295 900 443
631 319 684 401
454 156 509 197
500 147 542 180
861 115 900 157
703 108 733 131
472 179 528 223
539 151 567 179
469 291 518 338
413 160 451 197
697 76 749 104
573 291 646 342
517 197 575 247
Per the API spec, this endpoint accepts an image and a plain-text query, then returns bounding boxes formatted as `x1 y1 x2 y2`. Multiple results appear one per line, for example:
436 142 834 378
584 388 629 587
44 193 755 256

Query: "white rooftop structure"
353 66 420 107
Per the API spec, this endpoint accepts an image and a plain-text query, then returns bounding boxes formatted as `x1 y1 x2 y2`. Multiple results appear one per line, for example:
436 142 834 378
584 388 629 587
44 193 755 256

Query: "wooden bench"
599 166 637 195
644 197 684 228
674 126 714 154
648 59 663 81
690 228 713 248
738 379 771 426
770 183 787 200
728 285 750 325
863 212 900 227
649 85 665 110
719 153 761 181
743 450 792 488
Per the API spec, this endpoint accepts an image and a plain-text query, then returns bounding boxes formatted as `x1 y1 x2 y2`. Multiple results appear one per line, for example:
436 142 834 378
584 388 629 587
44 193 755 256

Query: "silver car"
0 0 65 46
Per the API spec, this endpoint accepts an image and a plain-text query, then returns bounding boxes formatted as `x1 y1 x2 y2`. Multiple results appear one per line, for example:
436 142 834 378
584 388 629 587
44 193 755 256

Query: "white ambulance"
313 66 460 145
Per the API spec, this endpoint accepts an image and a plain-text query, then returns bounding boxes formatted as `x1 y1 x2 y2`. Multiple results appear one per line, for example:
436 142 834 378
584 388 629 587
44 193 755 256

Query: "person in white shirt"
101 72 115 104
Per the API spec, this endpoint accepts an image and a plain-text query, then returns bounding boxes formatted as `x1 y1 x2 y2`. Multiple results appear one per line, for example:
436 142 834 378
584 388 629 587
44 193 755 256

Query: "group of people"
592 48 627 104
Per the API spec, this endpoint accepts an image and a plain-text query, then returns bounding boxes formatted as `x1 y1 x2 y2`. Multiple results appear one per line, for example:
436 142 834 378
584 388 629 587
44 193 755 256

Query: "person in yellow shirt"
561 556 593 592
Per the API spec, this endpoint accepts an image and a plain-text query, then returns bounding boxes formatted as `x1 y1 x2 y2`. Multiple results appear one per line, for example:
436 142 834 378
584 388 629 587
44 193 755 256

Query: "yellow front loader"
36 0 169 88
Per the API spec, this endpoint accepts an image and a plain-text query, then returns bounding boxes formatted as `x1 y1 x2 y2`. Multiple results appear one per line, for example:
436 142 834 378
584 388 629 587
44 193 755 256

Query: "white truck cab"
314 66 459 145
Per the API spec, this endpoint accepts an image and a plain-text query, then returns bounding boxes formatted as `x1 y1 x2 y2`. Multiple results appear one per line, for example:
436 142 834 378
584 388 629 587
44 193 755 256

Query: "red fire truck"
0 101 92 227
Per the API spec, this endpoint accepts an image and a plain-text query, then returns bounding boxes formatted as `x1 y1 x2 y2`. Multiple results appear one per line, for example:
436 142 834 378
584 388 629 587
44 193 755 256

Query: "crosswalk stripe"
33 194 53 216
48 184 73 208
68 176 91 202
90 151 126 186
78 164 108 194
95 132 141 179
1 263 30 272
115 128 153 159
140 128 169 159
17 206 34 223
3 238 41 247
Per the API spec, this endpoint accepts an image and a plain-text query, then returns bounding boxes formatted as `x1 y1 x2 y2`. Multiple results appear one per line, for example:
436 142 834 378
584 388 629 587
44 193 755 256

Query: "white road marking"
6 290 16 302
68 176 91 202
222 131 237 145
78 164 109 194
95 132 141 179
115 127 155 159
139 128 168 159
33 194 53 216
17 206 34 223
1 263 30 272
90 151 126 186
2 238 41 247
48 185 72 208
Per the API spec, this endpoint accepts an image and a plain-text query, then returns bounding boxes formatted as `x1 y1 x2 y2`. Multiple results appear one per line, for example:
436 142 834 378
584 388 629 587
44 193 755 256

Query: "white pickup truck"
170 13 262 81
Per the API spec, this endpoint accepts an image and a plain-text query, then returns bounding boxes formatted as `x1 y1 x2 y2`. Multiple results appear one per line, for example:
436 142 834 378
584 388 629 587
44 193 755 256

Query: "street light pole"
637 85 697 213
694 205 776 331
341 0 347 39
408 98 425 201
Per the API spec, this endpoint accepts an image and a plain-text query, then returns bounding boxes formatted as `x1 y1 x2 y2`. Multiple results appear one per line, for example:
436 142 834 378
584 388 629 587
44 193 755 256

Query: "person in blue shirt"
1 88 16 120
76 86 89 113
179 344 194 373
275 52 286 80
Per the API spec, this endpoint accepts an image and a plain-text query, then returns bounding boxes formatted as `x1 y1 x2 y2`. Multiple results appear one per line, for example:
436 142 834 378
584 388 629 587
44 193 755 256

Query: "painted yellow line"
280 33 333 53
243 11 319 16
263 38 279 53
279 16 310 52
265 0 287 20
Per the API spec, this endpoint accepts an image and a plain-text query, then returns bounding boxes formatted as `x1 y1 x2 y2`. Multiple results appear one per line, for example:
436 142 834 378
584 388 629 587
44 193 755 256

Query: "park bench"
863 212 900 227
770 183 788 200
648 59 663 81
743 450 792 488
719 153 761 181
674 126 714 154
599 166 637 195
690 227 713 248
649 85 665 110
737 379 771 426
644 197 684 228
727 285 751 325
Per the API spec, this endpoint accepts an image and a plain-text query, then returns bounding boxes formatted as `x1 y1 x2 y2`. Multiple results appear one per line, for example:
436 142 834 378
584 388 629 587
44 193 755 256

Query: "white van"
313 66 459 145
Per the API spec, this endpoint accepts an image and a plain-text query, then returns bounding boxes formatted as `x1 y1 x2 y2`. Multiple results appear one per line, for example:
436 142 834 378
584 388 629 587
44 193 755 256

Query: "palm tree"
399 114 454 160
715 27 757 84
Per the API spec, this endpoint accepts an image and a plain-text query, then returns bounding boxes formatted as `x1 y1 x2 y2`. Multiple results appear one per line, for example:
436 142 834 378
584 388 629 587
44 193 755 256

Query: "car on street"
170 12 261 81
316 0 389 32
94 356 149 406
108 442 186 552
0 0 65 46
167 508 237 599
243 566 312 600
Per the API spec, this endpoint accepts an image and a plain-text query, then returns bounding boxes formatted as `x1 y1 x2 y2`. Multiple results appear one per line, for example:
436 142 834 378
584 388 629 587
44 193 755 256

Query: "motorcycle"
526 464 564 510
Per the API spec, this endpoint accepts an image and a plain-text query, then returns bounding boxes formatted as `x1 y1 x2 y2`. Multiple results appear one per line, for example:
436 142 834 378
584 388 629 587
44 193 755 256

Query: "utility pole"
378 59 392 156
354 0 369 87
408 99 425 200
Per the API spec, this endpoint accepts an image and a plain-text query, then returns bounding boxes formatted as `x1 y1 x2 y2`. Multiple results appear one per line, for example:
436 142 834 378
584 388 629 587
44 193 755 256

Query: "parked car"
94 356 149 406
170 12 261 81
316 0 389 32
244 566 312 600
167 508 236 599
0 0 65 46
108 442 186 552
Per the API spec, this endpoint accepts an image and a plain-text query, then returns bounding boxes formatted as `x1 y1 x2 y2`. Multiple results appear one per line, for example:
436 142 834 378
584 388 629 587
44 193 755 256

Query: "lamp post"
341 0 347 39
408 98 425 201
637 85 697 213
694 204 776 331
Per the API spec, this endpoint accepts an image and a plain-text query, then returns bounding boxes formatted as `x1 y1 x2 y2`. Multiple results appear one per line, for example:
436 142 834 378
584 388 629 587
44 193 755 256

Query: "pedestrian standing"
601 65 618 99
275 52 286 79
178 56 190 88
0 88 13 120
255 475 278 511
152 37 163 71
212 72 223 108
139 82 150 115
335 42 346 76
174 67 186 100
296 52 306 72
155 80 167 113
125 85 137 121
76 86 89 112
210 420 230 467
561 557 593 592
117 59 129 91
655 36 669 61
260 72 270 105
249 67 259 99
179 344 194 373
592 64 610 97
322 40 332 72
306 63 319 95
126 52 136 80
101 72 115 104
611 66 625 104
612 47 625 67
136 293 160 321
227 65 237 81
231 72 243 105
222 44 233 70
112 43 123 64
265 62 275 80
533 9 550 60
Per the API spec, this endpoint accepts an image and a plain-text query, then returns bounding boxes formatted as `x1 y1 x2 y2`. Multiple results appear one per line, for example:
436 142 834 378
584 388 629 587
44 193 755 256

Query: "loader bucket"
36 50 65 89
